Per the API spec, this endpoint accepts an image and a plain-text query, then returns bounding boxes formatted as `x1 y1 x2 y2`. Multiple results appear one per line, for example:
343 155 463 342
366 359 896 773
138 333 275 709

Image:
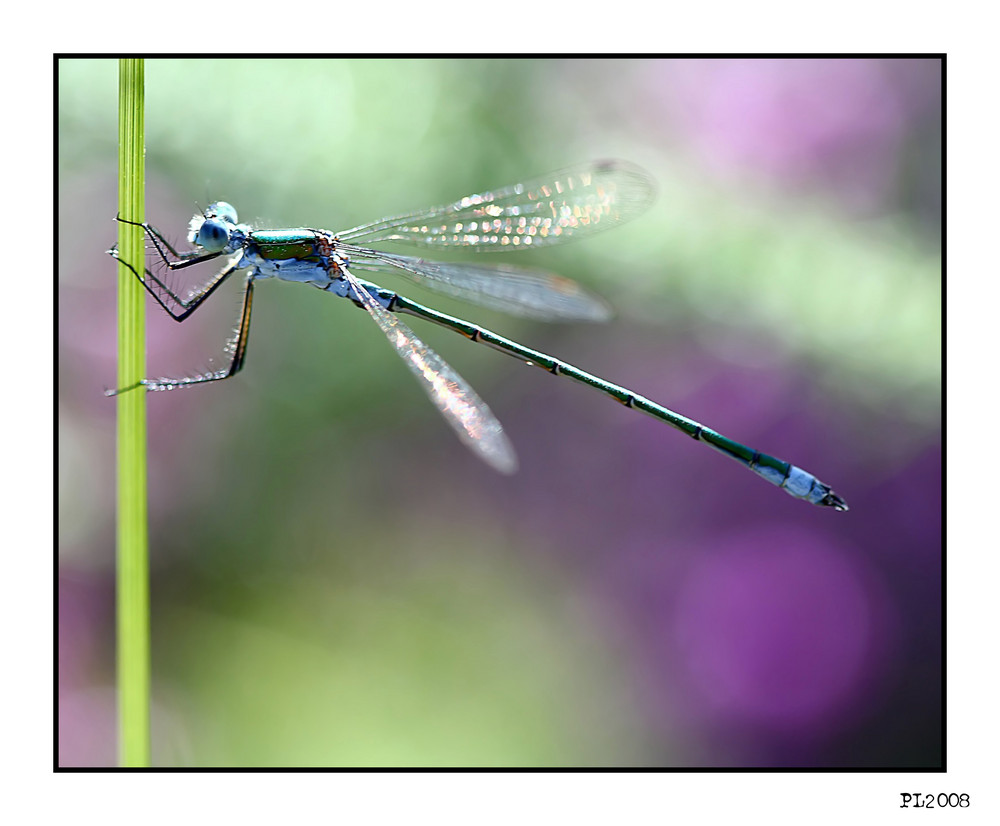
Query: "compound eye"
195 218 231 252
210 201 238 225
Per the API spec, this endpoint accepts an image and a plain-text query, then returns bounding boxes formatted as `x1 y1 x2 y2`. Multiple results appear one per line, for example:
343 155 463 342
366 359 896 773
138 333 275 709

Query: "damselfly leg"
110 215 232 321
109 217 256 394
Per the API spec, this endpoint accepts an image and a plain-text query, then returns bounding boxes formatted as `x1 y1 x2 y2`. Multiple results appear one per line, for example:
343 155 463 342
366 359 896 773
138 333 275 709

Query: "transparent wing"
341 267 518 474
343 247 612 321
337 160 655 251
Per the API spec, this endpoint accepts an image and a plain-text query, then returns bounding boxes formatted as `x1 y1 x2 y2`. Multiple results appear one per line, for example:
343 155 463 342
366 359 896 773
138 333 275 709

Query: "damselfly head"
188 202 239 252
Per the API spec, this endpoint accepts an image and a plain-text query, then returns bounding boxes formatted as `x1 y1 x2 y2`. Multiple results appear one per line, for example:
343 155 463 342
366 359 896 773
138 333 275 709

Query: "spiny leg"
111 215 233 320
109 246 237 322
107 273 257 395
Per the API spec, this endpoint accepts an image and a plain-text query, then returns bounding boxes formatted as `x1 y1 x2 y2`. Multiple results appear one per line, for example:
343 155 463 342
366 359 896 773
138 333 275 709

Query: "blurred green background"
58 58 941 767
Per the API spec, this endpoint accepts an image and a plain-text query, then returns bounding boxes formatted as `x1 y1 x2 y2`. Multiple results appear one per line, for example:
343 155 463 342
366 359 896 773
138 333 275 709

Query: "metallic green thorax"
250 229 319 261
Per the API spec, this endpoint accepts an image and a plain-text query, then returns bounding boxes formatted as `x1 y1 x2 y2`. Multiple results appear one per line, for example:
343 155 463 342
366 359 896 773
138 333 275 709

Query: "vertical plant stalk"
116 58 150 768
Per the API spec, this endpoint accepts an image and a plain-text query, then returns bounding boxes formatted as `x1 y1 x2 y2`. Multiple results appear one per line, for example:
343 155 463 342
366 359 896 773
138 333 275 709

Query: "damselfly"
109 160 847 510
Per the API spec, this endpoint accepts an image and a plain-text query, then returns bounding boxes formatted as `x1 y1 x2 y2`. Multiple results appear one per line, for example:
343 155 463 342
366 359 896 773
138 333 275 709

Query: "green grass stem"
116 58 150 768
